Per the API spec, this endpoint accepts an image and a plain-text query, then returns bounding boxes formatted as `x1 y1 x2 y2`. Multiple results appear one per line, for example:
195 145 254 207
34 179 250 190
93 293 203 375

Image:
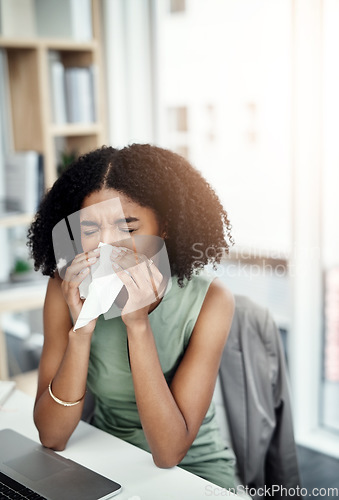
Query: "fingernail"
88 257 96 263
81 267 89 274
93 248 100 253
112 247 123 254
112 262 119 269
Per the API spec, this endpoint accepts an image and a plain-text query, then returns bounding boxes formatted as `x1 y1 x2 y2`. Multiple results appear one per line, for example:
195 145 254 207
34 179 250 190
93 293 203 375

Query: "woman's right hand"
61 248 100 331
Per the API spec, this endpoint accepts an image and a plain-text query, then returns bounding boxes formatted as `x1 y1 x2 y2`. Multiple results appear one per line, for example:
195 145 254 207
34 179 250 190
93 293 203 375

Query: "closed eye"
119 227 137 233
81 220 99 236
83 229 99 236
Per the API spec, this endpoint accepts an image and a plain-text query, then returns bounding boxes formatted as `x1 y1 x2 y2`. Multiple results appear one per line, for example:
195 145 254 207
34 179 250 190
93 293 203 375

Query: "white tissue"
73 243 123 331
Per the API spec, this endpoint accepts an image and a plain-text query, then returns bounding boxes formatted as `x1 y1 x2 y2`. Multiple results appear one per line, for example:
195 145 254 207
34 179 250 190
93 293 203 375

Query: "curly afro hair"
28 144 233 286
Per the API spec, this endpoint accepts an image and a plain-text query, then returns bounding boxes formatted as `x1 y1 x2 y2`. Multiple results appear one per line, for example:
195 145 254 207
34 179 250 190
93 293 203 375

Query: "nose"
100 227 126 245
100 227 114 245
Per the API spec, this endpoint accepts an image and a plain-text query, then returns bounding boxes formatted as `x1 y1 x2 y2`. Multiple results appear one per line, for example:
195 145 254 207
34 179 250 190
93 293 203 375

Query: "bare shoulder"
46 271 63 293
191 277 235 347
203 277 235 317
45 272 66 306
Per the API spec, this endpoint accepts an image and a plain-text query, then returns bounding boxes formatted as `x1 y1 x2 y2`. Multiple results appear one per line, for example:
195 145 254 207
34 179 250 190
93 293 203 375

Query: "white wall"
153 0 293 255
103 0 154 148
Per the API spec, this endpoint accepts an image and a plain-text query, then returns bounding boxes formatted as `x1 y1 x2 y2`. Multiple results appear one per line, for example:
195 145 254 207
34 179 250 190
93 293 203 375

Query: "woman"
28 144 236 489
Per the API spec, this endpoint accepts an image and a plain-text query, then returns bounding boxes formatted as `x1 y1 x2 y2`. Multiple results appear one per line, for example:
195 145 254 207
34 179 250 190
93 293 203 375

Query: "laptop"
0 429 122 499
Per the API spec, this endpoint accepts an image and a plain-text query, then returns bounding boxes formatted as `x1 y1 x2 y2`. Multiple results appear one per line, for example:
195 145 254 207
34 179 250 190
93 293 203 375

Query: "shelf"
0 37 97 51
0 279 48 314
50 123 103 137
0 213 34 228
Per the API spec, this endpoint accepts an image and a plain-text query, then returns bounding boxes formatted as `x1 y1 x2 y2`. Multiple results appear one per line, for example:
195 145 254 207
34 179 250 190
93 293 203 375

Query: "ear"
160 221 169 239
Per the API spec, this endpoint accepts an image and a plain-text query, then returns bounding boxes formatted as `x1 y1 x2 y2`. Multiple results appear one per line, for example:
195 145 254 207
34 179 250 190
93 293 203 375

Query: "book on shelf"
48 51 67 125
0 48 14 219
0 48 13 161
49 52 96 125
5 151 44 215
0 0 36 38
64 66 96 124
35 0 92 41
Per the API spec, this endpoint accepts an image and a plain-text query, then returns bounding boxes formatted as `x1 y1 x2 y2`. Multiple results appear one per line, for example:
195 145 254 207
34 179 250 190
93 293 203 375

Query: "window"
169 0 186 14
167 106 188 132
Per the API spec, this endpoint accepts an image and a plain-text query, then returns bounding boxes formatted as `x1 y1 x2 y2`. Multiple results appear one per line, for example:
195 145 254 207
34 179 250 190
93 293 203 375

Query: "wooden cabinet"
0 0 107 380
0 0 106 194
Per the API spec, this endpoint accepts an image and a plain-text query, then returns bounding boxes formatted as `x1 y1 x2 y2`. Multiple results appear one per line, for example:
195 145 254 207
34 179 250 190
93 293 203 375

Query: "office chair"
218 295 301 497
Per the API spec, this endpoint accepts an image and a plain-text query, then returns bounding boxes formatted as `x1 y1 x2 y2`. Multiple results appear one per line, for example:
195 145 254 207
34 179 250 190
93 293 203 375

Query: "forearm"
126 320 190 468
34 329 92 450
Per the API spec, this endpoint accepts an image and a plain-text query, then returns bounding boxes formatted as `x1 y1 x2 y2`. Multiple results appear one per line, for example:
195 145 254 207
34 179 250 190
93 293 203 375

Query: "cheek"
145 217 161 237
133 223 163 258
81 235 101 252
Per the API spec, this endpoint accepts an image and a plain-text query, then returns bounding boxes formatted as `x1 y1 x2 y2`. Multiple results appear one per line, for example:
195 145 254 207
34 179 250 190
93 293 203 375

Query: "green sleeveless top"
87 272 236 489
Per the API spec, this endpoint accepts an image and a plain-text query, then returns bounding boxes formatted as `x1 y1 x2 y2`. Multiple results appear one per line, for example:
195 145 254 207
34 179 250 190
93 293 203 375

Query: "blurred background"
0 0 338 489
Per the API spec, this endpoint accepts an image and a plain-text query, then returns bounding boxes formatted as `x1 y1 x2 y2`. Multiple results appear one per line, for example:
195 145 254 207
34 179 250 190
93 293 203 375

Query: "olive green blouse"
87 273 236 489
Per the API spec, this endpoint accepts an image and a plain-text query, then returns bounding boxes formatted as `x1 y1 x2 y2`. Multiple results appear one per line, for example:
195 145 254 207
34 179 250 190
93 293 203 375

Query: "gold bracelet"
48 380 85 407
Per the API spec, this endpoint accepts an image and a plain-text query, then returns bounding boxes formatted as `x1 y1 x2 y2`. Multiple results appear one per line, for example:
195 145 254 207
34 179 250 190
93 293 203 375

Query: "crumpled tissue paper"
73 243 123 331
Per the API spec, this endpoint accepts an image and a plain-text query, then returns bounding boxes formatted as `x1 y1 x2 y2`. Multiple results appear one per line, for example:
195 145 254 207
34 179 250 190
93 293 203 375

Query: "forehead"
80 198 124 221
79 189 159 226
80 190 137 220
82 189 135 209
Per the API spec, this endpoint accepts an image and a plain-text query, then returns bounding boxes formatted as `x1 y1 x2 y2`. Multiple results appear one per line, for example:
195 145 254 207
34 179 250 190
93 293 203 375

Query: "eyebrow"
80 220 99 227
80 217 139 226
115 217 140 224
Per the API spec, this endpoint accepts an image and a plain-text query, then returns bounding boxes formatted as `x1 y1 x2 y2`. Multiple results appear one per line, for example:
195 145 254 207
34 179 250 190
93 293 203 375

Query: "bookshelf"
0 2 106 189
0 0 107 380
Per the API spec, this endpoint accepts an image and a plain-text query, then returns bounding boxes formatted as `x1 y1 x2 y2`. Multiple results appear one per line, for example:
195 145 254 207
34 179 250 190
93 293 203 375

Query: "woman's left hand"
110 247 164 326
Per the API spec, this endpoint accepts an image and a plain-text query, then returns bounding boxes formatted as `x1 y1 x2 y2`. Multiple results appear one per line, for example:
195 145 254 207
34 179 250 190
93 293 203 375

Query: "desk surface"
0 390 237 500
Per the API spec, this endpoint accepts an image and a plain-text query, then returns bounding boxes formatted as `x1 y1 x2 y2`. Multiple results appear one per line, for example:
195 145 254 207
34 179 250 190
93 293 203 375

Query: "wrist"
68 326 94 344
125 317 151 337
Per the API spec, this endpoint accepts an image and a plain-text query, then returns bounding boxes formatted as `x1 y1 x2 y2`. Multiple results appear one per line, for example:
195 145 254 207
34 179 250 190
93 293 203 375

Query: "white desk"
0 390 238 500
0 280 48 379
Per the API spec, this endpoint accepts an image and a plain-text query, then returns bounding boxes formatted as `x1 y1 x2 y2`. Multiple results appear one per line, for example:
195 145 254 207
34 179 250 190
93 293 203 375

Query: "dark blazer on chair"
219 295 301 498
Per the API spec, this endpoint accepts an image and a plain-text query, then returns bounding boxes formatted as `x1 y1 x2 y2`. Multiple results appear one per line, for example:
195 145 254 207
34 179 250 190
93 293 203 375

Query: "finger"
111 261 139 288
110 246 126 259
64 260 92 282
112 252 148 273
145 263 161 301
111 252 137 273
111 245 148 261
64 251 100 281
147 261 163 284
124 262 161 302
73 248 100 264
110 246 140 264
146 260 168 298
67 266 91 288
